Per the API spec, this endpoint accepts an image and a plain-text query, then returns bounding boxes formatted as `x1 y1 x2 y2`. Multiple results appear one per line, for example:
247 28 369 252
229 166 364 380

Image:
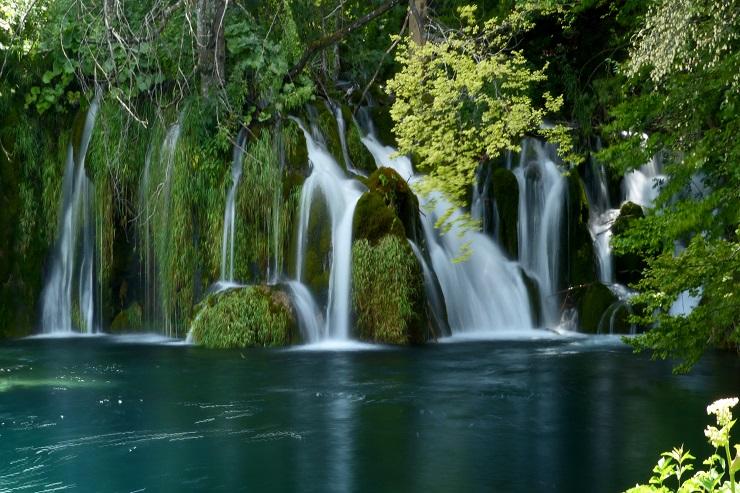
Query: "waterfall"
220 128 247 283
286 281 324 343
622 145 666 208
40 96 100 334
359 126 533 333
327 100 365 177
514 140 566 325
138 119 182 333
584 154 619 285
292 118 365 341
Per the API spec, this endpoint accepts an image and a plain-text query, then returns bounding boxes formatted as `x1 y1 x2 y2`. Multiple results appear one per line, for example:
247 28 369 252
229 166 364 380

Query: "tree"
386 4 571 222
598 0 740 372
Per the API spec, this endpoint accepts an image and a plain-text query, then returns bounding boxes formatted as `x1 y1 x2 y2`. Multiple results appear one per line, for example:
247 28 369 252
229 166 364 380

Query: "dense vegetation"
0 0 737 369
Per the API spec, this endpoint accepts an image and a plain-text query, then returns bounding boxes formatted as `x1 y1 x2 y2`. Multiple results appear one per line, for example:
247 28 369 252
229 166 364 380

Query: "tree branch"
285 0 402 82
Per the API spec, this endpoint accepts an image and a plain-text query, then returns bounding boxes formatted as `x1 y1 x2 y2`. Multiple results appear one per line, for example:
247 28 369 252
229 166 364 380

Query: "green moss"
110 303 144 333
352 236 428 344
344 109 376 174
490 167 519 258
369 105 397 148
353 192 406 244
577 282 618 333
190 286 297 348
612 201 646 285
354 167 422 243
520 268 543 327
566 173 597 287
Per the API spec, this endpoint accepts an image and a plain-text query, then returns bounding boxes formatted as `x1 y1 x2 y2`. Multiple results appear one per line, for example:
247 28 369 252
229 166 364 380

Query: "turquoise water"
0 335 737 492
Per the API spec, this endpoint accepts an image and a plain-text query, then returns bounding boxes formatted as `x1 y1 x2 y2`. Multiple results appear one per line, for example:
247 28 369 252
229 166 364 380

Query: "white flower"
705 425 729 448
707 397 739 427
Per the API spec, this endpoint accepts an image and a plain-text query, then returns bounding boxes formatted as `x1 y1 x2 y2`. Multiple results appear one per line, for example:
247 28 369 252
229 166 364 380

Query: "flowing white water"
584 155 619 285
292 118 365 341
40 96 100 334
623 155 666 208
327 100 365 177
138 119 182 333
220 129 247 282
359 130 533 332
514 140 566 325
286 281 324 343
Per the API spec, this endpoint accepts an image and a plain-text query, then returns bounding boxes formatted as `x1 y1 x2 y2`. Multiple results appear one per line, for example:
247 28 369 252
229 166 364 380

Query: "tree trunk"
196 0 227 96
409 0 427 45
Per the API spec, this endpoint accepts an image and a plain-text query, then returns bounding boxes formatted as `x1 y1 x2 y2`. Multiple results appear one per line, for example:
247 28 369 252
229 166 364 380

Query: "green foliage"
597 0 740 371
625 397 740 493
386 4 573 216
352 236 427 344
190 286 296 348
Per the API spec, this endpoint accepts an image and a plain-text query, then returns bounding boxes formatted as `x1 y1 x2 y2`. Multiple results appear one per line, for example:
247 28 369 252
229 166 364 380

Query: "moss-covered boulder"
190 286 297 348
110 303 143 333
565 174 597 288
520 269 543 327
576 282 618 333
490 167 519 258
353 167 422 244
352 236 428 344
612 201 646 285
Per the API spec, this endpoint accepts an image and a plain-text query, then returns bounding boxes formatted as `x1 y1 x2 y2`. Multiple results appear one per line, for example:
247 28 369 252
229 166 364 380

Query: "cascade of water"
514 140 567 325
327 100 365 177
623 155 666 208
40 96 100 334
220 129 247 283
584 154 619 285
359 128 533 333
286 281 324 342
292 118 365 341
408 240 450 337
138 119 182 333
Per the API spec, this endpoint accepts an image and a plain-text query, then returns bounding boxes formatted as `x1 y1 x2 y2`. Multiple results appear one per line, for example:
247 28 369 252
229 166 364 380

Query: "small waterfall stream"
292 118 365 341
219 128 247 284
40 97 100 334
359 126 534 333
138 119 182 333
514 140 567 325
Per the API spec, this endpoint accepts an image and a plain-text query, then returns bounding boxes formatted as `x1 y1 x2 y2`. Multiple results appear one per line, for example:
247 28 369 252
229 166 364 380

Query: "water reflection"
0 338 738 492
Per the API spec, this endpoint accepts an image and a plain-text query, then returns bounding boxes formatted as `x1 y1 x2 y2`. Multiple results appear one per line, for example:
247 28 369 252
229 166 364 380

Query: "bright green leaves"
386 4 571 211
626 398 740 493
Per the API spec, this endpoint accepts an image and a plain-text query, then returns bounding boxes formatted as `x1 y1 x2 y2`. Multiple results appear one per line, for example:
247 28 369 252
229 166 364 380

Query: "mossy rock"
612 201 646 285
490 167 519 258
354 167 422 244
565 173 597 288
352 236 428 344
190 286 297 348
345 113 377 175
353 191 406 244
301 195 333 303
368 105 397 148
520 269 543 327
110 303 143 333
576 283 618 334
612 201 644 236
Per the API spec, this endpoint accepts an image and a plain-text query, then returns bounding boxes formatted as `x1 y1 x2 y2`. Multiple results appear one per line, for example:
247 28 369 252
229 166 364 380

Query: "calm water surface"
0 335 738 492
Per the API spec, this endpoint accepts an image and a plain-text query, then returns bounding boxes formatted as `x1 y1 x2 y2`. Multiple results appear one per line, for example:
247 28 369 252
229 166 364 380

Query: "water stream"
358 125 534 333
292 118 365 341
40 96 100 334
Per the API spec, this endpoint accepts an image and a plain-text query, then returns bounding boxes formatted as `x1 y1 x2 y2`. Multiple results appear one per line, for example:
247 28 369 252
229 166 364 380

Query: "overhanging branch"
285 0 402 82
